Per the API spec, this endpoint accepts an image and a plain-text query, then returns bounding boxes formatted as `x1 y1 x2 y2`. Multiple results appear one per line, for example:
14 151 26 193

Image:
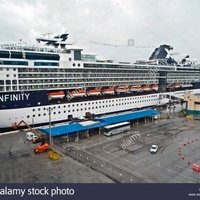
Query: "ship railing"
0 44 64 53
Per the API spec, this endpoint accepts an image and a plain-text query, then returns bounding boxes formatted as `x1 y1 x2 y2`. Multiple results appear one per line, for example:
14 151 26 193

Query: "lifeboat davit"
102 87 115 95
87 88 101 96
69 88 86 98
167 83 173 89
142 85 151 91
48 91 65 99
130 85 142 92
115 85 130 93
150 84 159 91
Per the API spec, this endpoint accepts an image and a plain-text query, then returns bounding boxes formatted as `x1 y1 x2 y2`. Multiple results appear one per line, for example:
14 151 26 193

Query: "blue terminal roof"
38 109 159 137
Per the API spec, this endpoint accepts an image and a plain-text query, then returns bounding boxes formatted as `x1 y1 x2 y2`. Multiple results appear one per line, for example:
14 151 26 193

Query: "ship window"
3 60 28 65
33 115 35 118
38 114 41 117
26 52 59 61
27 115 30 118
11 51 23 59
64 111 66 113
0 51 9 58
34 62 59 66
73 63 76 67
53 112 56 114
74 50 81 61
43 113 46 116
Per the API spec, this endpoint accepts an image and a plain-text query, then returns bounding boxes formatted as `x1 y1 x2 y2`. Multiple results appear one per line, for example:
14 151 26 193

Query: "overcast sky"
0 0 200 62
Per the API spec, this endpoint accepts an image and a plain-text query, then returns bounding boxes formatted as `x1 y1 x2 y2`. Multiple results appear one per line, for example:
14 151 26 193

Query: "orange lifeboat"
142 85 151 91
69 88 86 98
181 83 193 88
48 91 65 99
115 85 130 93
87 88 101 96
174 83 181 88
167 83 181 89
130 85 142 92
150 84 159 91
102 87 115 95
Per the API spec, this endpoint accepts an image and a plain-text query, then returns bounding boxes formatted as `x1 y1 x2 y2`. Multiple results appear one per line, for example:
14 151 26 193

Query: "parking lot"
0 130 114 183
1 105 200 183
63 116 200 183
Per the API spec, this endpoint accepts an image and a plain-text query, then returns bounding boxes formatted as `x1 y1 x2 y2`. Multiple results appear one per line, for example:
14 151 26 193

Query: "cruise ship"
0 33 200 130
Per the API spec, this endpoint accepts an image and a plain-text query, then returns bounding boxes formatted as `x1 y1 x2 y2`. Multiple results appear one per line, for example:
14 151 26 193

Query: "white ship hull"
0 93 161 129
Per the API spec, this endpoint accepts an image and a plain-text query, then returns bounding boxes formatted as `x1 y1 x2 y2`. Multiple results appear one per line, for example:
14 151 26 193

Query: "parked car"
26 132 37 141
150 145 159 153
32 136 45 144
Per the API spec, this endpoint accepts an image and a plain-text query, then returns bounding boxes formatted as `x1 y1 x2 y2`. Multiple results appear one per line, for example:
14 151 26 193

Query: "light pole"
47 107 54 146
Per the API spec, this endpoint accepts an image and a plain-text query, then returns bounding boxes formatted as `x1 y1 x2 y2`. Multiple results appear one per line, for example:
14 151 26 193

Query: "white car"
150 145 159 153
26 132 38 141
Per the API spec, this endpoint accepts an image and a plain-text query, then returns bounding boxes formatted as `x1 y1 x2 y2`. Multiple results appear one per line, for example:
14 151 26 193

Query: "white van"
26 132 38 141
